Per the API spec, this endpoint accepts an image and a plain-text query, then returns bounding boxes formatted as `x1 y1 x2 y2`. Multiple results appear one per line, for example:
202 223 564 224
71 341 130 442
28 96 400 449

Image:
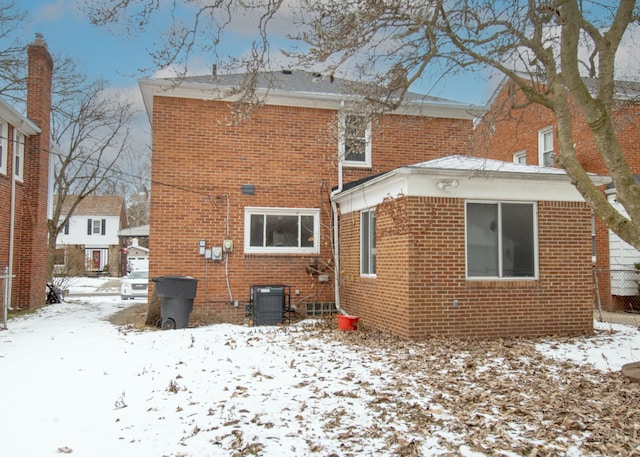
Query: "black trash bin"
152 276 198 330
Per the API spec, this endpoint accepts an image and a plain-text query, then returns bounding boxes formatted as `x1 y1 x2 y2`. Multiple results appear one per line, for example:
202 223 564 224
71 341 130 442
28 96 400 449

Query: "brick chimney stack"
13 33 54 308
27 33 53 142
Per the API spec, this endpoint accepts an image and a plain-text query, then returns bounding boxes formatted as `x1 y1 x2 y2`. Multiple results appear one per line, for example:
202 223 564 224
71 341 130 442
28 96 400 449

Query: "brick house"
475 75 640 311
0 34 53 310
332 155 609 338
55 195 128 276
139 70 478 324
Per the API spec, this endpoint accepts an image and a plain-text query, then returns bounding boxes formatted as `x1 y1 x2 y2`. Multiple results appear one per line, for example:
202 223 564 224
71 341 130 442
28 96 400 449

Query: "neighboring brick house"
475 75 640 311
0 34 53 310
55 195 128 276
139 70 478 325
333 155 609 338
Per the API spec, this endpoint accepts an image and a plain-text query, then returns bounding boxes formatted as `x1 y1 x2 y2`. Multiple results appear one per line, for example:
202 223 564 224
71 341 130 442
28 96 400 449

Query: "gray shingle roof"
60 195 125 217
172 70 466 106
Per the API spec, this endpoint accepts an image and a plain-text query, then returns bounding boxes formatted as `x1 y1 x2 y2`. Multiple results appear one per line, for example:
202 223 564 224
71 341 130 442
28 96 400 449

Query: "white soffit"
335 157 610 214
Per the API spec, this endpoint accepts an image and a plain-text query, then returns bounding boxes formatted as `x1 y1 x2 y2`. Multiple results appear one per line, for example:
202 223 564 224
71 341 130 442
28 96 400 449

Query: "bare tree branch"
83 0 640 249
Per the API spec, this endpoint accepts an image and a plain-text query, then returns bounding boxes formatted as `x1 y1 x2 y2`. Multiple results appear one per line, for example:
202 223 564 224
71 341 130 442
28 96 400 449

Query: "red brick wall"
149 96 474 323
2 37 52 309
476 81 640 174
339 196 594 339
477 81 640 311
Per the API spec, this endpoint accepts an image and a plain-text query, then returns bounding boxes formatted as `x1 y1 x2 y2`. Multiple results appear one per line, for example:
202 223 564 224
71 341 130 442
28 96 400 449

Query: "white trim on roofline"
0 98 40 136
138 77 484 123
333 155 611 215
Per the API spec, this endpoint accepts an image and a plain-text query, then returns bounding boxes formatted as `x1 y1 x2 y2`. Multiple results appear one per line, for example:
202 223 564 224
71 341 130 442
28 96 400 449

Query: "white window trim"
244 207 320 254
465 200 539 280
339 113 372 168
538 127 554 167
513 150 526 164
14 130 24 182
92 219 102 234
361 208 376 277
0 121 7 175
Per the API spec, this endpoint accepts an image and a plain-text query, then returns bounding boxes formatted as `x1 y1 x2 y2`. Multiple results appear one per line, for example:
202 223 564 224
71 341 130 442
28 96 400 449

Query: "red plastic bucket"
337 314 359 331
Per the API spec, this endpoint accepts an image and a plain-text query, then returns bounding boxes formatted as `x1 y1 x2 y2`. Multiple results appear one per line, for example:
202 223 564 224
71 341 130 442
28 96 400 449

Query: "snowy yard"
1 277 639 456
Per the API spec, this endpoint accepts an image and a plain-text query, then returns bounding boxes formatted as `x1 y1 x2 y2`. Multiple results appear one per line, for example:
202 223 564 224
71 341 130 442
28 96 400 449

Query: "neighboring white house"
56 195 127 275
606 188 640 296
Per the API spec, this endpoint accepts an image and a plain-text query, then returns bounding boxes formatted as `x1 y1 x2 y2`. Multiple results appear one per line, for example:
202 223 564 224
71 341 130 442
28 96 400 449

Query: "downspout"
223 194 233 304
329 107 345 314
7 156 16 310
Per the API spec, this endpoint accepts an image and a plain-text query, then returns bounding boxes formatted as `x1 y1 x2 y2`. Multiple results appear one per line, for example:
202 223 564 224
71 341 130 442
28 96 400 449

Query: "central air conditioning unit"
250 285 291 326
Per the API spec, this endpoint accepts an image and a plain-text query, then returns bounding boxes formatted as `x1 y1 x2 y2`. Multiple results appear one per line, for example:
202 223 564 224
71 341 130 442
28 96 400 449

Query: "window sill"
244 252 316 258
466 278 538 289
343 162 372 169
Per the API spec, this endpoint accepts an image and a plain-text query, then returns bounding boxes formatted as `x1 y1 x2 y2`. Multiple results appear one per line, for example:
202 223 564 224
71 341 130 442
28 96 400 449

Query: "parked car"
121 270 149 300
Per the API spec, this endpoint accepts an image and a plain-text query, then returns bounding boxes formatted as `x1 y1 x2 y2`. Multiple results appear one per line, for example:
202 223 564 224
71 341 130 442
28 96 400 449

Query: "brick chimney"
27 33 53 142
13 33 53 308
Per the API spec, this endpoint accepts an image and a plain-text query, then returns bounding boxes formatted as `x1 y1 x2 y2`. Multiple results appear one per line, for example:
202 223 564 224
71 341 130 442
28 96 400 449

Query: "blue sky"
23 0 495 106
25 0 159 89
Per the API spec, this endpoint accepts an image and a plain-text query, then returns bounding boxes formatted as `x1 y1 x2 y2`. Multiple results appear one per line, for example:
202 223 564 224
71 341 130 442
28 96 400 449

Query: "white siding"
608 192 640 295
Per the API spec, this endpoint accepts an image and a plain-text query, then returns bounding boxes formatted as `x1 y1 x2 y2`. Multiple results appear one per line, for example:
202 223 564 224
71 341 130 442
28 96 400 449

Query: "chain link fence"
594 267 640 314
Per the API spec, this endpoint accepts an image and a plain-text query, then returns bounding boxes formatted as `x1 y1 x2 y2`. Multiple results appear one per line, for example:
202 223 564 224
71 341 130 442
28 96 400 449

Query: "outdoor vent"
282 69 292 75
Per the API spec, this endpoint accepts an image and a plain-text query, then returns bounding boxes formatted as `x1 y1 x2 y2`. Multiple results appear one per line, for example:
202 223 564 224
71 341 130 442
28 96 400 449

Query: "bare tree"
0 3 138 277
95 143 151 228
0 1 27 99
83 0 640 249
47 64 135 277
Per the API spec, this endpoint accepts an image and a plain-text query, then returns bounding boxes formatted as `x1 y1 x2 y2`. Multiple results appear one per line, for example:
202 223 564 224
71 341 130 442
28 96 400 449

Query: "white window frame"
538 127 554 167
14 130 24 182
465 201 538 280
513 150 526 164
0 121 7 175
92 219 102 234
361 209 376 277
244 207 320 254
339 113 372 168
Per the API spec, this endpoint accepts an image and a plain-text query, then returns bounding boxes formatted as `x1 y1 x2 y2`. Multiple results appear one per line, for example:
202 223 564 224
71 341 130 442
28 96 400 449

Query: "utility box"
250 285 290 326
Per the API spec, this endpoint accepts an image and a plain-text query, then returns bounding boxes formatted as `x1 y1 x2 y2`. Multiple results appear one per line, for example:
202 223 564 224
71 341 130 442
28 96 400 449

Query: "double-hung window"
87 218 106 236
538 127 554 167
339 114 372 167
244 207 320 254
0 121 7 175
361 209 376 276
14 131 24 182
466 202 536 279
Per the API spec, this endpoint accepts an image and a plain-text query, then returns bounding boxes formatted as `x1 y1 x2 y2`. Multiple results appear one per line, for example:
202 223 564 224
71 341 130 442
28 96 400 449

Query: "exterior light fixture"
435 179 459 191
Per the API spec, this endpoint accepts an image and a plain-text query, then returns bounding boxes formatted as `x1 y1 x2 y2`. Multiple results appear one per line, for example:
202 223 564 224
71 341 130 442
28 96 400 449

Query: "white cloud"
31 0 69 23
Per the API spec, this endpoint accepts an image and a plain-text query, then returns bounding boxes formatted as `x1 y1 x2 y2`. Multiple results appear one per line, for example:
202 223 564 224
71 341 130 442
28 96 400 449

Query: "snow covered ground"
0 277 639 456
